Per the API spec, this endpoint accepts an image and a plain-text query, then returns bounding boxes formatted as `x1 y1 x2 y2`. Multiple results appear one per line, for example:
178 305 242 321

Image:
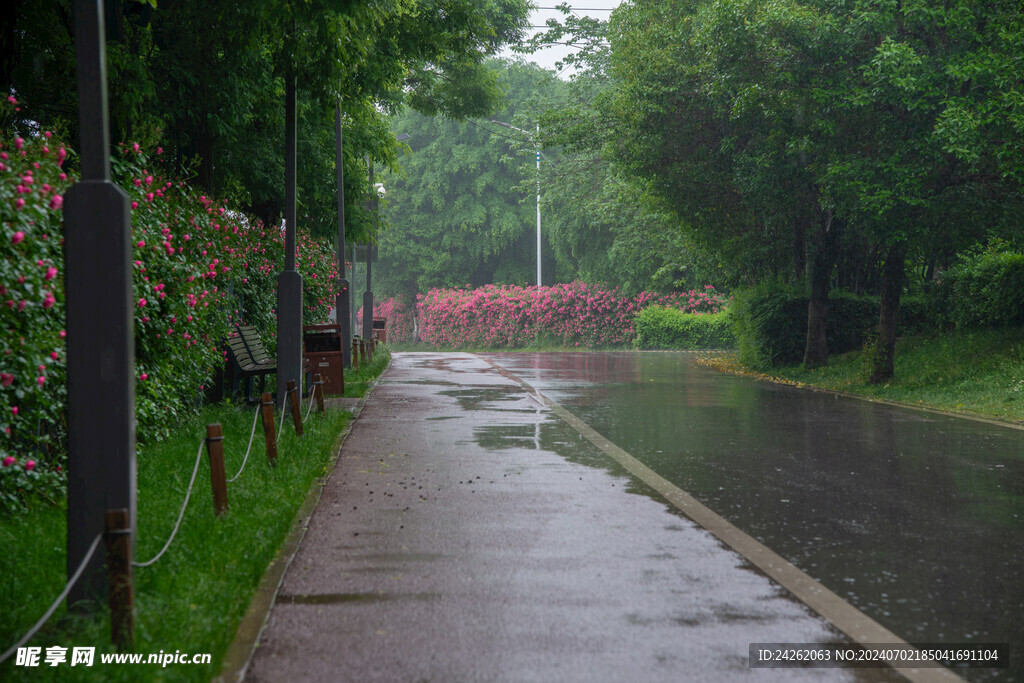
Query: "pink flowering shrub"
1 103 337 508
356 295 414 344
416 282 728 349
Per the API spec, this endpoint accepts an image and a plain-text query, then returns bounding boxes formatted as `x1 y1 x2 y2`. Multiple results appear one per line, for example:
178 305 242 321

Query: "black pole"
65 0 136 605
363 159 374 342
277 56 303 407
335 103 351 368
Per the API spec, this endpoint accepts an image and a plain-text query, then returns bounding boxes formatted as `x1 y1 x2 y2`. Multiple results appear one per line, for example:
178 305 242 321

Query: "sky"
500 1 621 79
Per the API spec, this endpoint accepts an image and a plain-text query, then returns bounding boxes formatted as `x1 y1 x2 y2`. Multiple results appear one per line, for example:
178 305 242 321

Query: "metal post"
536 122 541 288
335 103 351 369
66 0 136 606
363 159 375 343
350 256 358 352
277 50 303 410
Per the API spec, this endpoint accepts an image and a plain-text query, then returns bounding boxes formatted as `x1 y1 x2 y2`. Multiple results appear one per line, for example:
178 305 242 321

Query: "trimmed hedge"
939 244 1024 328
634 306 735 349
731 285 929 370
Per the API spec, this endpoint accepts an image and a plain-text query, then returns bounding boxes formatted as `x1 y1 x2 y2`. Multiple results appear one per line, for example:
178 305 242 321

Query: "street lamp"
491 119 542 287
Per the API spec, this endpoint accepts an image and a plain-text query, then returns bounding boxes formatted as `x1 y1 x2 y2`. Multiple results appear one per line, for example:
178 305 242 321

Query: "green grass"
776 326 1024 423
0 350 390 681
344 346 391 396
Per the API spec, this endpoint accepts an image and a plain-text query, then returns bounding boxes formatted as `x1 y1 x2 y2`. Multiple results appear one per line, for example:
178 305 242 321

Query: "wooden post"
206 424 228 515
260 392 278 464
287 379 303 436
359 339 367 366
313 373 325 413
351 339 360 372
105 508 134 651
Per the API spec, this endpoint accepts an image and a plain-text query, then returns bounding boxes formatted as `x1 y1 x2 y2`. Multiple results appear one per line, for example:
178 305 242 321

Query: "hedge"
937 243 1024 329
634 306 735 349
1 108 338 509
730 285 929 370
416 282 729 349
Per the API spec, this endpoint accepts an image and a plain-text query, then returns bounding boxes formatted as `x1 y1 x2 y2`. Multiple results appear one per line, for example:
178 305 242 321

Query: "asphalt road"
245 352 897 682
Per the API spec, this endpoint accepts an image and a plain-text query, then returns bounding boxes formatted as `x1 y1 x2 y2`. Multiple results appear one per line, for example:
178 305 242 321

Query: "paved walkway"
245 352 875 682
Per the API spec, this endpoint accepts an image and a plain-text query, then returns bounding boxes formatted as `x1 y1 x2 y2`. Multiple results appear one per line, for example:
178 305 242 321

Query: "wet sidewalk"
243 352 877 682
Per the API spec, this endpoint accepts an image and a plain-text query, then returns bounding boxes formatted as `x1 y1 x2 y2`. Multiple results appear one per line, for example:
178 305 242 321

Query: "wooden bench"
226 324 311 403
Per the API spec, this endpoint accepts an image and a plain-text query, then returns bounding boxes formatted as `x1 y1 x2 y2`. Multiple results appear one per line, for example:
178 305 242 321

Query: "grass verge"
699 326 1024 424
1 349 390 681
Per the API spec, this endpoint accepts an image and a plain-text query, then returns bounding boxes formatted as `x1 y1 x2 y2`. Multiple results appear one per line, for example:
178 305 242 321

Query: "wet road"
483 352 1024 681
246 352 903 682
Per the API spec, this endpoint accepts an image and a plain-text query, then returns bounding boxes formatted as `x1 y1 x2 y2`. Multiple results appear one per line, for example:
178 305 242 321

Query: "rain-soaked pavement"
245 351 1021 682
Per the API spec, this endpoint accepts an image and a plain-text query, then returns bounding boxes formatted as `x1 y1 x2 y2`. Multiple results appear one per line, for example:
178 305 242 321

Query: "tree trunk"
803 211 841 368
868 242 907 384
792 214 806 281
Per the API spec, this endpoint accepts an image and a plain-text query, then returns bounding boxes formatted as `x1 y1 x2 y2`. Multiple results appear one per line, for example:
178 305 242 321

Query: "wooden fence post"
261 392 278 464
206 424 228 515
313 373 325 413
287 380 303 436
105 508 134 651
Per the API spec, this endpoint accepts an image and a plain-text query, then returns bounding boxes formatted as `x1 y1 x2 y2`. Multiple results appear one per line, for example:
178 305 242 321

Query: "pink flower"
140 373 148 381
1 373 12 386
43 293 55 309
15 198 25 209
11 406 18 417
45 266 58 281
2 456 14 467
25 460 35 471
11 231 25 245
37 376 45 386
14 137 24 150
138 298 147 307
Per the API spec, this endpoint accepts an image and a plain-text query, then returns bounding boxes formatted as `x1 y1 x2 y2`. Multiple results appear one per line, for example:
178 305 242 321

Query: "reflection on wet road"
483 352 1024 681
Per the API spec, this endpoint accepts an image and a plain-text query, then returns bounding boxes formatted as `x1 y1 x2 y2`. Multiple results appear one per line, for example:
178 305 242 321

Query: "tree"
377 59 565 302
525 2 734 294
604 0 1024 378
2 0 532 239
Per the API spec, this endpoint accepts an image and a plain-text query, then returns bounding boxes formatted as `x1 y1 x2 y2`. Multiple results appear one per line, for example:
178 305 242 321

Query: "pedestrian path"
243 352 885 682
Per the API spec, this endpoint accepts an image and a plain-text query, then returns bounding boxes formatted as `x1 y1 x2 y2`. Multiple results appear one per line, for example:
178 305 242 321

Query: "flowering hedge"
416 282 728 349
357 295 414 344
1 106 338 508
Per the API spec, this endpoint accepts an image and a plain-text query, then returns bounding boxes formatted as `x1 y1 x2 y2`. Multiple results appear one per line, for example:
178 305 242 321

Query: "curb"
698 351 1024 432
215 354 393 683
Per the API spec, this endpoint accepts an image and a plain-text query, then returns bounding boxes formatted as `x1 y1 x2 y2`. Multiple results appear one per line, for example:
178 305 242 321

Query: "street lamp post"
335 103 351 368
491 120 542 287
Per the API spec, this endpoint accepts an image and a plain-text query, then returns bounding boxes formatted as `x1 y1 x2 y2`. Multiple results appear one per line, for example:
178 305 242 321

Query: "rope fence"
227 405 261 483
1 372 333 657
0 532 104 665
132 439 205 568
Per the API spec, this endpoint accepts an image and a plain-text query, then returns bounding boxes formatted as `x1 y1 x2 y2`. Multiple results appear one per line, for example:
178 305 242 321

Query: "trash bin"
372 316 387 344
303 324 344 395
